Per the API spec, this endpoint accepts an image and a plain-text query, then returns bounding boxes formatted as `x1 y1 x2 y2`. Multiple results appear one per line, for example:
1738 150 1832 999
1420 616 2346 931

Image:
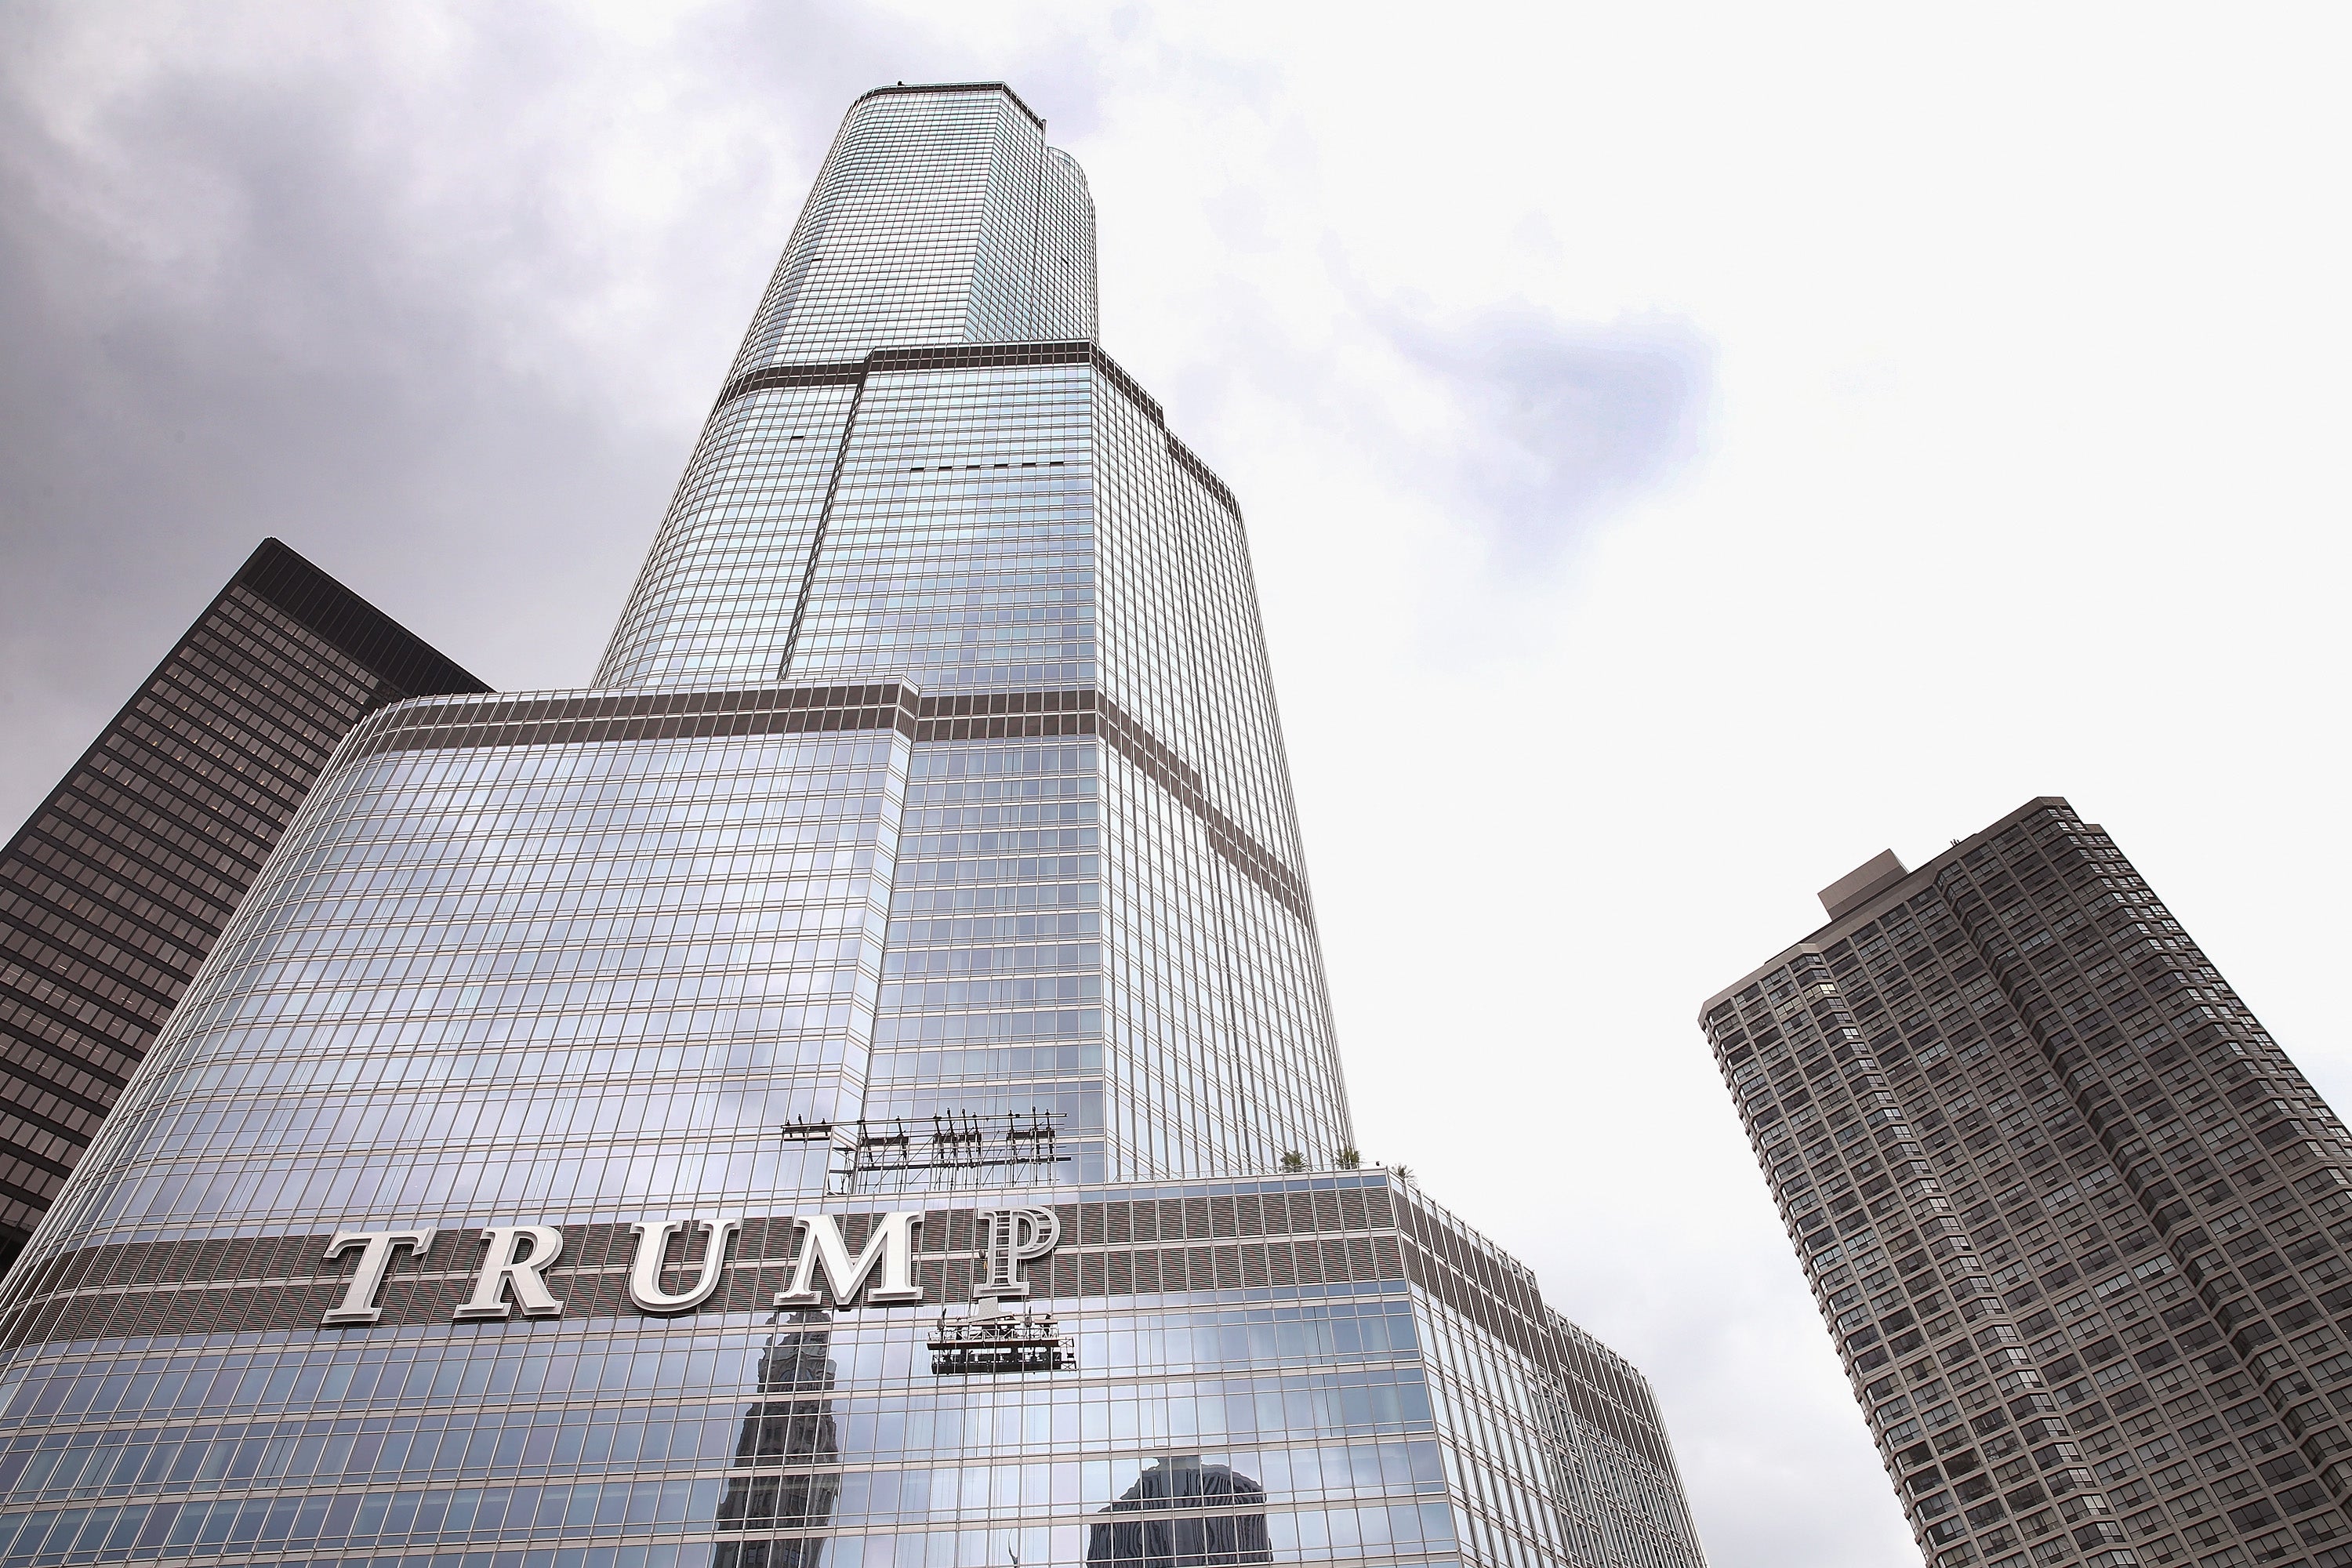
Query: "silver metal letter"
453 1225 566 1319
626 1218 740 1312
972 1207 1061 1300
774 1210 924 1306
320 1229 436 1325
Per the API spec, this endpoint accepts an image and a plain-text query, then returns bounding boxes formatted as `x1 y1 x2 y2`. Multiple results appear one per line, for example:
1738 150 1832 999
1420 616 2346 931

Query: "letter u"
627 1218 741 1312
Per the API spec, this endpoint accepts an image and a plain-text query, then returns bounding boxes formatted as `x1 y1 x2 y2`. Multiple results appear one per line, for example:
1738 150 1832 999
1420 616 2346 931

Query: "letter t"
321 1229 437 1325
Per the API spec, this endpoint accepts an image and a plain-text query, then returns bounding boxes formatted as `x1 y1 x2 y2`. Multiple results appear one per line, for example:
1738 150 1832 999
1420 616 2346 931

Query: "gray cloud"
1374 306 1714 568
0 2 897 826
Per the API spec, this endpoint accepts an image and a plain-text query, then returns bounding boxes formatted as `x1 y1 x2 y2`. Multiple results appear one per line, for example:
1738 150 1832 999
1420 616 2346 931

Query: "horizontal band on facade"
15 1188 1379 1303
336 683 1316 928
0 1183 1667 1472
14 1236 1413 1347
0 898 188 1023
0 1174 60 1222
337 681 920 760
717 343 1088 410
0 952 163 1062
0 982 143 1084
0 1000 138 1100
711 340 1243 522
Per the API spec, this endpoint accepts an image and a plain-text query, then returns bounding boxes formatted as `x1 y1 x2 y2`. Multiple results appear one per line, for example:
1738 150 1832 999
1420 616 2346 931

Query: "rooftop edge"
851 80 1047 132
1696 794 2078 1024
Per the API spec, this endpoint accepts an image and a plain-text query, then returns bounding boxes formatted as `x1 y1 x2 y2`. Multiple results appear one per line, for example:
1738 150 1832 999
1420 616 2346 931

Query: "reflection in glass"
1085 1455 1273 1567
710 1313 840 1568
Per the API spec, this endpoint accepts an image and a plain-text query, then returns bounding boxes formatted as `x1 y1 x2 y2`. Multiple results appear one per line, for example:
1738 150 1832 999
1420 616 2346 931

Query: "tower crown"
729 82 1098 374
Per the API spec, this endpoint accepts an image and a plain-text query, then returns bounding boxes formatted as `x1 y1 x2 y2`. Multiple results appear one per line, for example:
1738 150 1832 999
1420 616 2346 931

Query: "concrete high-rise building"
1704 797 2352 1568
0 85 1707 1568
0 539 485 1271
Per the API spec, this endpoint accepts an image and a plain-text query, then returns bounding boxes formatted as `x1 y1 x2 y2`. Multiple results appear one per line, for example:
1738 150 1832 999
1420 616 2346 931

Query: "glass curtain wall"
0 82 1708 1568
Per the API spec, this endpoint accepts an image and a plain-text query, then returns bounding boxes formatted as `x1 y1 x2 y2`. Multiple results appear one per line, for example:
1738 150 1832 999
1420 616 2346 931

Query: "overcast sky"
5 5 2348 1564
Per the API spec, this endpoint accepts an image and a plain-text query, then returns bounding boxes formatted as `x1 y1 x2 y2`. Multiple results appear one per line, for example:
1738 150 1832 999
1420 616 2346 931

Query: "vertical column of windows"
1098 748 1243 1178
863 739 1110 1185
735 95 1002 368
35 724 901 1254
1163 469 1349 1162
1710 931 2107 1568
720 90 1088 376
783 364 1095 693
964 102 1044 347
1034 148 1099 342
1917 808 2352 1566
596 385 860 691
1088 380 1347 1178
720 88 1096 376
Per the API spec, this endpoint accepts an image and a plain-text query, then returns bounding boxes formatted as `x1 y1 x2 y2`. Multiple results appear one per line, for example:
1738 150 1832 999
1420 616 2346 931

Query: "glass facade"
1705 797 2352 1568
0 82 1707 1568
0 539 485 1271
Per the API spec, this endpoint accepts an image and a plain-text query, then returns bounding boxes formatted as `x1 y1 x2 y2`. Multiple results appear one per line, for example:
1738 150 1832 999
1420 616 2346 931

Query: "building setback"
1704 797 2352 1568
0 85 1708 1568
0 539 485 1268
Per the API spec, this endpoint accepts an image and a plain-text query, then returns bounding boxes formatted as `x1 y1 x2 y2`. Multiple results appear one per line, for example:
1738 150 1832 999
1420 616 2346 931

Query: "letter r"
453 1225 567 1319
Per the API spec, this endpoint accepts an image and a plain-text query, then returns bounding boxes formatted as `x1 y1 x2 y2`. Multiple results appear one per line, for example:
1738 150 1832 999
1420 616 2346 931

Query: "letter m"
774 1211 924 1306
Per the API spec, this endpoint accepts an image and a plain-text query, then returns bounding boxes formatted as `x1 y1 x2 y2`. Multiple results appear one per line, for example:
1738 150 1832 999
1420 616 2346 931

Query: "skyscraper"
1704 797 2352 1568
0 84 1707 1568
0 539 485 1271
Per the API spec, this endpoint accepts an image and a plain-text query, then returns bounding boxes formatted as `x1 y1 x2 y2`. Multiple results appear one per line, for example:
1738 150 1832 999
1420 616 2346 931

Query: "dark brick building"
0 539 484 1268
